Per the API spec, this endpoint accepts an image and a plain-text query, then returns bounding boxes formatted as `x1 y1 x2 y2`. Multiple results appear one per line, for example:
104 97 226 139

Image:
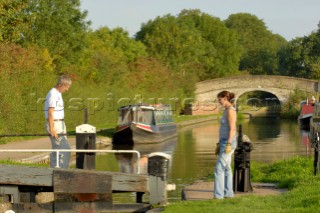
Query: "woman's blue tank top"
219 106 236 139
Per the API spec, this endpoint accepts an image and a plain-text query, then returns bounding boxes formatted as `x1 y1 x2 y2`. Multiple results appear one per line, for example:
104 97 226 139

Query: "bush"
0 43 55 142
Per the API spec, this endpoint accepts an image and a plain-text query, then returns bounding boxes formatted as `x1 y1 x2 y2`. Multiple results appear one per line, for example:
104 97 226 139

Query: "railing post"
313 132 320 175
75 124 96 170
55 151 60 168
147 152 170 205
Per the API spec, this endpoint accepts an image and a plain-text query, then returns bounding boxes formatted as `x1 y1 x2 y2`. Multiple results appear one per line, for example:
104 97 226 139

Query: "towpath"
0 136 112 161
0 137 77 161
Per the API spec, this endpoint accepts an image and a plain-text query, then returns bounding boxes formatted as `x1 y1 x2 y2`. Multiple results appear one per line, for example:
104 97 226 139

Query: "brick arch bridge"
191 75 319 115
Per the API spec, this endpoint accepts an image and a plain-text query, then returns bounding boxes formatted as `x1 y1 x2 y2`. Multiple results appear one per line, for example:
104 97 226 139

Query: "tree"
136 14 205 69
78 27 147 84
225 13 287 75
304 30 320 79
0 0 34 43
177 9 241 79
136 9 241 80
279 29 320 79
21 0 90 73
126 57 179 95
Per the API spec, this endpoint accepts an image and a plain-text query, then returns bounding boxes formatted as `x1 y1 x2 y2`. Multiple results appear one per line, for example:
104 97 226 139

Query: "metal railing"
0 149 141 174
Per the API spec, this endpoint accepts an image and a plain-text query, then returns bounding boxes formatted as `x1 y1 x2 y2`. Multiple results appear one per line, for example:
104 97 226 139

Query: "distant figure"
44 75 72 168
214 90 237 199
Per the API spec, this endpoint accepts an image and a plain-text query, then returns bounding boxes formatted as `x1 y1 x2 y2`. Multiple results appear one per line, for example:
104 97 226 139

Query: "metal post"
56 151 60 168
76 124 96 170
148 152 170 205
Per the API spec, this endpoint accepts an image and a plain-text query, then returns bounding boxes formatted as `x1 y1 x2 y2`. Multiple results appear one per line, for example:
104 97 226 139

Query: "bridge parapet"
196 75 318 96
190 75 319 115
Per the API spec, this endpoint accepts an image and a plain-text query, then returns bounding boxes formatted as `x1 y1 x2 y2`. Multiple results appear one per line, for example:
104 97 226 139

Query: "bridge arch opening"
236 90 281 117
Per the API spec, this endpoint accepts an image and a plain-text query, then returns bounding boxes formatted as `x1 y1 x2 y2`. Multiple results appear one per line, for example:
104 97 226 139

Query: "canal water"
96 117 313 203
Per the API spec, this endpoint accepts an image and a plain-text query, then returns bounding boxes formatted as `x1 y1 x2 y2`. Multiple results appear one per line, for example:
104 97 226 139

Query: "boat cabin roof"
119 104 172 111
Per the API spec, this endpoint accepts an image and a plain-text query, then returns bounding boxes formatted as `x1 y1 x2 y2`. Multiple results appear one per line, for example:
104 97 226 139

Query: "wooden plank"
11 203 152 213
0 165 148 193
54 203 152 213
54 202 113 212
54 169 113 203
109 172 149 192
13 203 54 213
54 169 111 193
0 165 53 186
54 169 149 192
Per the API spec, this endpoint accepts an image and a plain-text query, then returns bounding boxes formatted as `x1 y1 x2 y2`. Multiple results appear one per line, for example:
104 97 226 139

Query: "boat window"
118 109 130 125
138 109 154 125
155 108 173 124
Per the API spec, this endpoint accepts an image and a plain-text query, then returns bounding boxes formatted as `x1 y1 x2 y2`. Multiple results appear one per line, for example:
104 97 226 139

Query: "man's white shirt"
44 87 64 119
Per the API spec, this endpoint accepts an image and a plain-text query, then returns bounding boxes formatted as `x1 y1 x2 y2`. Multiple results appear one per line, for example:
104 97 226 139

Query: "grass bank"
163 156 320 213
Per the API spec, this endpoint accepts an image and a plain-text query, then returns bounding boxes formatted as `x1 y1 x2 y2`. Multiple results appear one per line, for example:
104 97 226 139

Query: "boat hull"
112 125 134 144
298 116 312 130
112 123 177 145
298 103 314 130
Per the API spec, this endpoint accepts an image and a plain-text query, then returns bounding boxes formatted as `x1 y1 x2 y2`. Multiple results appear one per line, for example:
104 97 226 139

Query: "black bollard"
314 148 319 175
313 132 320 175
233 125 253 192
76 124 96 170
148 152 171 205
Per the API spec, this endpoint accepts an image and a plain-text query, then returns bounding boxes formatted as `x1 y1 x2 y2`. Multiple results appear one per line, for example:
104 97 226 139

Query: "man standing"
44 75 72 168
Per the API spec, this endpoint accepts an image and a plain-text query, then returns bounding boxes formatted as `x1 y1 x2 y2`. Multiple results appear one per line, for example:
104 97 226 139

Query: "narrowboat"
112 104 177 144
310 102 320 144
298 98 315 130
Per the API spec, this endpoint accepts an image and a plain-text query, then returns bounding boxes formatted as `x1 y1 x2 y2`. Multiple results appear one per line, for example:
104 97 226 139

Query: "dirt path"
182 181 287 200
0 136 112 161
0 137 76 161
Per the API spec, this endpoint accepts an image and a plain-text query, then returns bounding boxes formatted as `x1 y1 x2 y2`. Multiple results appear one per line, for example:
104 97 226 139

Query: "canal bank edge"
176 115 220 128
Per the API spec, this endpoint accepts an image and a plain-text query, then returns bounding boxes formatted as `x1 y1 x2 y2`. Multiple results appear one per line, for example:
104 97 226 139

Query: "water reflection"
300 129 312 149
242 117 281 141
242 118 313 163
111 139 178 174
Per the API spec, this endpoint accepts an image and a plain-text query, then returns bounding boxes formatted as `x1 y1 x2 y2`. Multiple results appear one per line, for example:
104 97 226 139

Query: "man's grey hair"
57 75 72 86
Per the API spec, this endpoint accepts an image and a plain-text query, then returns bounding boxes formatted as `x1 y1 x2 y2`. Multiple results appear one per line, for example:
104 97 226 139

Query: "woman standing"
214 90 237 199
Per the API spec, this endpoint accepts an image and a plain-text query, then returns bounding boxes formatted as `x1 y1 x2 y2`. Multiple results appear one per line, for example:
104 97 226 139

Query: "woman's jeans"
46 121 70 168
214 137 237 199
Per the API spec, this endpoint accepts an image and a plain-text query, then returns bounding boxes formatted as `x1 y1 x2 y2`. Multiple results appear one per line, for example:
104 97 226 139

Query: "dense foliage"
1 1 320 137
225 13 287 75
0 43 56 135
0 0 33 43
136 9 242 81
279 26 320 79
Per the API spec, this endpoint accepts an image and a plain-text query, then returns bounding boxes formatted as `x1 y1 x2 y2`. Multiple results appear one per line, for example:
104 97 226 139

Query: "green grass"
163 156 320 213
0 160 48 167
